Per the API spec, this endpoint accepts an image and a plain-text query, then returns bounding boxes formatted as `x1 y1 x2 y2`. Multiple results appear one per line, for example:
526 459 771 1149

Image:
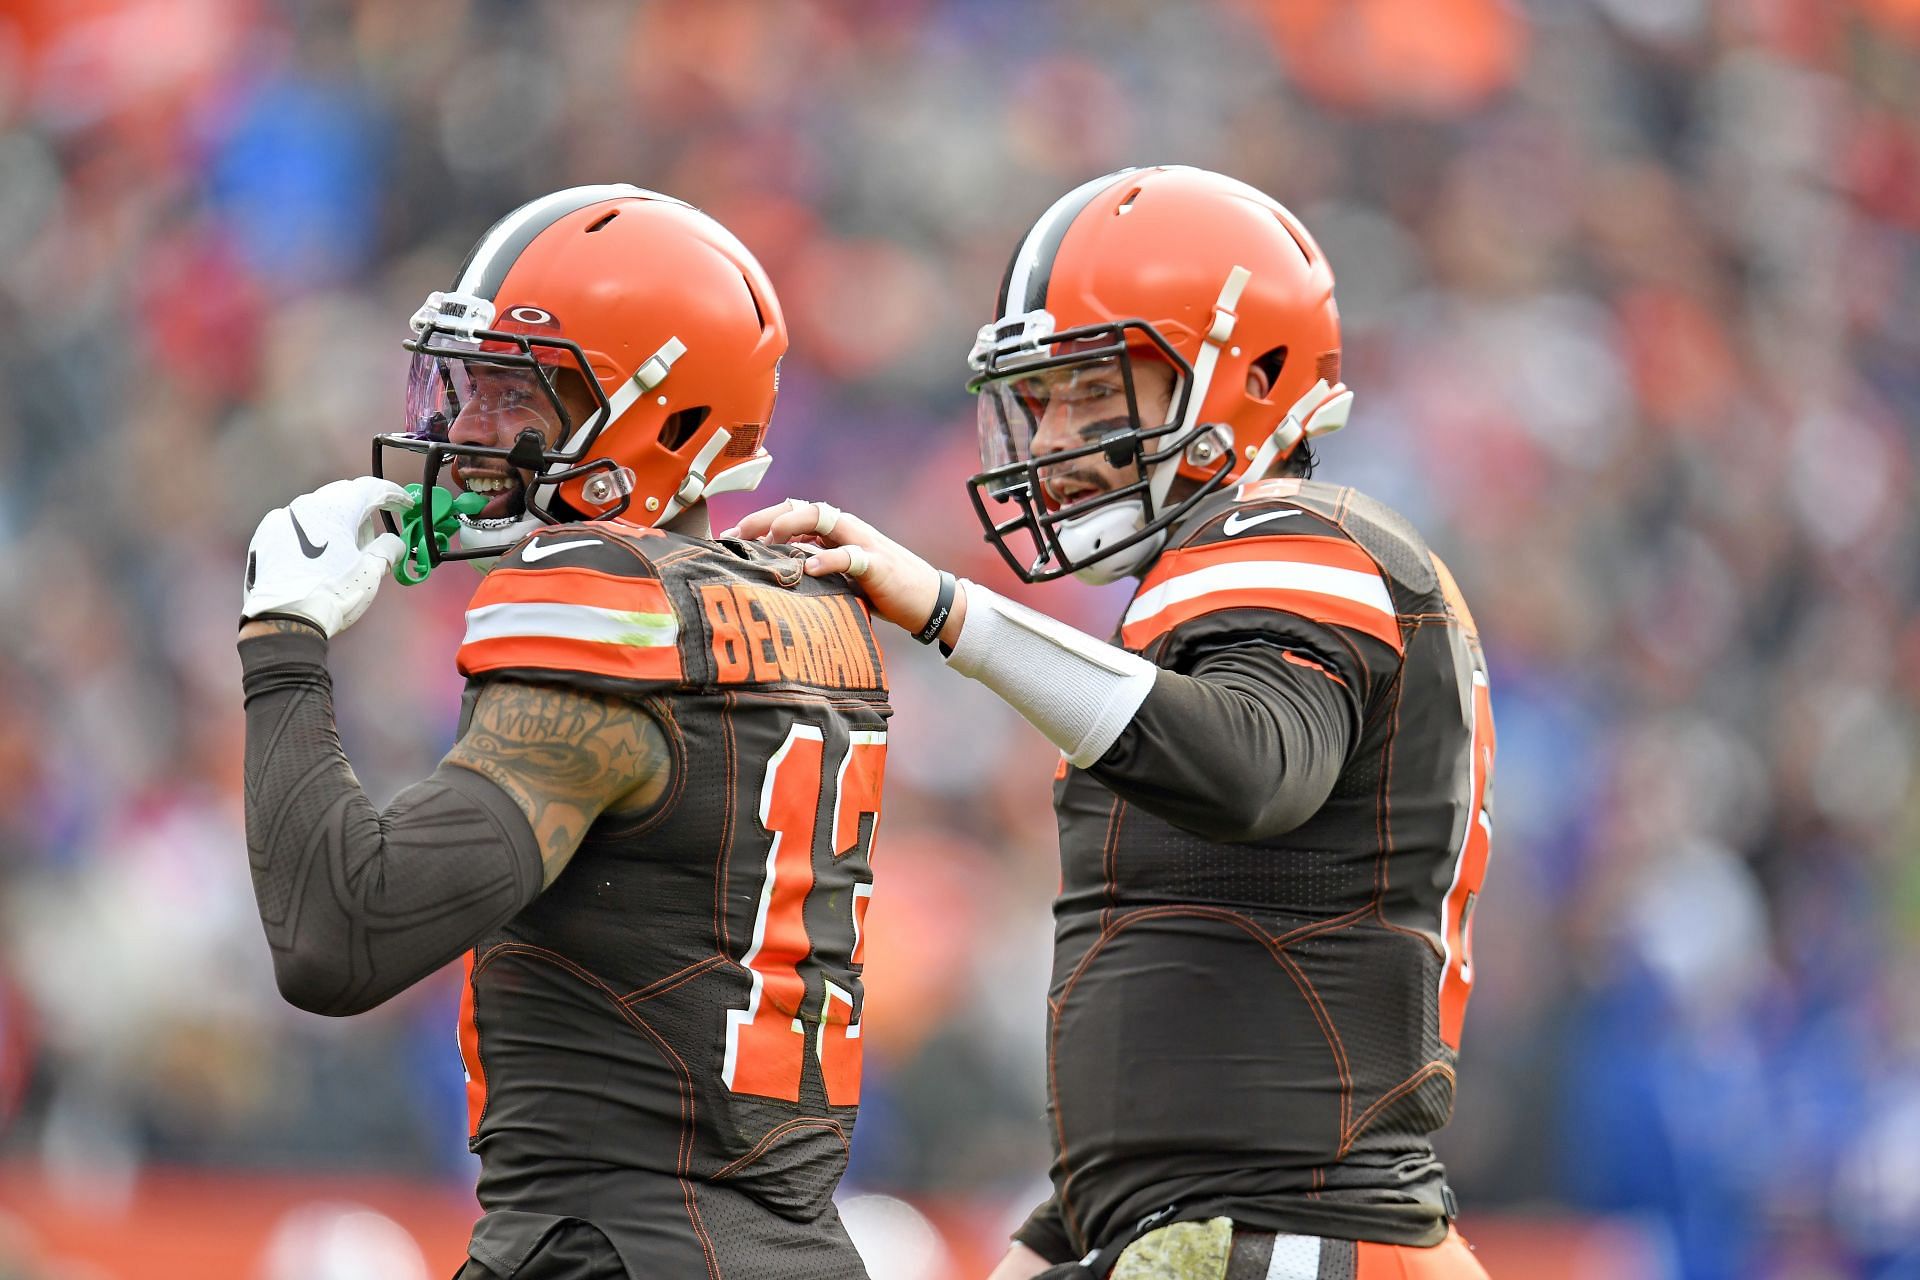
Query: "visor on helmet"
401 342 575 445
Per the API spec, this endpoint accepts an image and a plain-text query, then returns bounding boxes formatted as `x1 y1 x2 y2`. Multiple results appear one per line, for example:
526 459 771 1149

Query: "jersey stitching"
1321 626 1375 717
1056 905 1354 1148
1100 794 1126 930
584 526 671 575
653 546 707 568
476 942 722 1278
715 696 739 953
1269 903 1373 949
1375 624 1445 953
620 953 729 1004
736 688 889 709
1045 1004 1085 1248
1342 1061 1456 1156
713 1117 849 1180
1372 675 1398 910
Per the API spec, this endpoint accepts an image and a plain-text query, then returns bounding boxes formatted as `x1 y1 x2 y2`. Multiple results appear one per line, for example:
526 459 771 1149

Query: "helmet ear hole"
658 405 712 450
1250 346 1288 401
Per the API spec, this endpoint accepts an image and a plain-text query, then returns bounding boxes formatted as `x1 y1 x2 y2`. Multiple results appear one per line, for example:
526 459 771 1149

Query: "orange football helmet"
375 184 787 563
968 166 1351 583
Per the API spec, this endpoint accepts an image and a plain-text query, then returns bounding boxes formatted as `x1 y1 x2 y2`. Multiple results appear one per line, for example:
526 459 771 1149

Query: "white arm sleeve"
943 581 1158 768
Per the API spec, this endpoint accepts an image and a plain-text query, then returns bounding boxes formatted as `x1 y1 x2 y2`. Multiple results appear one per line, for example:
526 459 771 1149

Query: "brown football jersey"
1030 478 1495 1257
450 522 891 1278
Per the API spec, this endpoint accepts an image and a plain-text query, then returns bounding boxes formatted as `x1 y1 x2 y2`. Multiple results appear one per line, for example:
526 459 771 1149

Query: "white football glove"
242 477 412 638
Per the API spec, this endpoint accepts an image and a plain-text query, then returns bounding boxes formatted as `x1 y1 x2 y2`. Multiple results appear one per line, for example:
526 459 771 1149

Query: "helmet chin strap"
1241 379 1355 483
521 336 689 527
1063 266 1252 584
657 426 733 526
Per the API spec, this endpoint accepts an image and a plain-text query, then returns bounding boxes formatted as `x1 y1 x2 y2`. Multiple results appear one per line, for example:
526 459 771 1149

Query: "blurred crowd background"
1 0 1917 1277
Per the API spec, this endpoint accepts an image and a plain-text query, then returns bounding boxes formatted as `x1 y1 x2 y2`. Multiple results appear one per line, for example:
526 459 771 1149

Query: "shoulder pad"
1126 479 1402 657
1166 478 1344 551
458 521 685 691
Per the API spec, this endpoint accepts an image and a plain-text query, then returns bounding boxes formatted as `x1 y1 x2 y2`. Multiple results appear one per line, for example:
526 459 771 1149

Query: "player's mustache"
1037 413 1137 502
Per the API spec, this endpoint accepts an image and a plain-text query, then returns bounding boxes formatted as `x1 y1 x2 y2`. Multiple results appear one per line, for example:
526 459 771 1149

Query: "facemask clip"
508 429 548 472
1101 431 1139 468
1184 424 1233 469
582 466 635 506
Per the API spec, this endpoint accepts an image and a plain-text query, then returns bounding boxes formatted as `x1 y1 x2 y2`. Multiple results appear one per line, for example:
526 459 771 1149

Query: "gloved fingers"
342 475 414 516
364 532 406 571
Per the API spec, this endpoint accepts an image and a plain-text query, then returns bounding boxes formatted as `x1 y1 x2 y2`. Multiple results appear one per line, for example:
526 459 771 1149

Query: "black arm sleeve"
1012 1193 1077 1265
240 626 544 1017
1086 641 1359 843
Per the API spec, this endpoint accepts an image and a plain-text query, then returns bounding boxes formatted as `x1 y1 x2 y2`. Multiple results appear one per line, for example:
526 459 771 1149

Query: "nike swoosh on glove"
242 476 412 638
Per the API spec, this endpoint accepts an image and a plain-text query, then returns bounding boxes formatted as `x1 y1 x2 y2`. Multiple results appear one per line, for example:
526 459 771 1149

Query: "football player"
239 186 892 1279
731 167 1496 1279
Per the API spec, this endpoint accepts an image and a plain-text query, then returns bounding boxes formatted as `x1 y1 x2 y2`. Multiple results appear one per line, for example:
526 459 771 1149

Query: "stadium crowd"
1 1 1918 1277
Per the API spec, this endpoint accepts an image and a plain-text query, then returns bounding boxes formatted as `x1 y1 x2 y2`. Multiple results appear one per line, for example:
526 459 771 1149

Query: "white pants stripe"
1266 1233 1324 1280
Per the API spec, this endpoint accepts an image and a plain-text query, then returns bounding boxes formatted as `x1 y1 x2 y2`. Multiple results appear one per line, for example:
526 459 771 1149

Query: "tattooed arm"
239 618 670 1015
444 676 671 887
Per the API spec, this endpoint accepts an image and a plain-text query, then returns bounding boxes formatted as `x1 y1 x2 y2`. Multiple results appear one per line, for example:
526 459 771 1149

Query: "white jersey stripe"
463 601 678 649
1122 560 1395 632
1264 1233 1323 1280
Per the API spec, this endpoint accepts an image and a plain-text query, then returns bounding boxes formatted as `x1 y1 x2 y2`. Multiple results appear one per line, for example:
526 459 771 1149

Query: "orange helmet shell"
471 187 787 521
999 166 1341 482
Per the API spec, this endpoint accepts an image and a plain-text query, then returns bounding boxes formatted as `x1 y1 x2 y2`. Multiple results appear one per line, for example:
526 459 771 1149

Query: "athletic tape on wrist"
942 581 1157 766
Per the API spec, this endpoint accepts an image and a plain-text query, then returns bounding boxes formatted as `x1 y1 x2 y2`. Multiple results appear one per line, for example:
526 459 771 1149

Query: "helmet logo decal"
507 306 555 325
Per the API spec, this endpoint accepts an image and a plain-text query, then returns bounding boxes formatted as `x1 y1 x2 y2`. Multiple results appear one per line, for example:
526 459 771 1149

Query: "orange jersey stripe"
1123 587 1401 652
1139 534 1381 589
458 632 684 683
1123 535 1401 653
472 566 671 615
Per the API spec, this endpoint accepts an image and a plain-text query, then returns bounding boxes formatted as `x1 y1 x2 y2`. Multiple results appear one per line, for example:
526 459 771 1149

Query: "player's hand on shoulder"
726 498 959 642
242 476 412 638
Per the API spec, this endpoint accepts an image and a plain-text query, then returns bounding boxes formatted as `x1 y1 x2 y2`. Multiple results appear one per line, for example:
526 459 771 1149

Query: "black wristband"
914 571 958 645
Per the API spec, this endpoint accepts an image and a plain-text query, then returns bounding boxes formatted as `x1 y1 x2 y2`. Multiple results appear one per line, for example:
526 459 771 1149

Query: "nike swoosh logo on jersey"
1221 508 1302 537
521 538 605 562
289 511 328 558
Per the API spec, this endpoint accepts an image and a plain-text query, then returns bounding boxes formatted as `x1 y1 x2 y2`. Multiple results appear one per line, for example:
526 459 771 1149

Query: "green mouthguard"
394 483 490 585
